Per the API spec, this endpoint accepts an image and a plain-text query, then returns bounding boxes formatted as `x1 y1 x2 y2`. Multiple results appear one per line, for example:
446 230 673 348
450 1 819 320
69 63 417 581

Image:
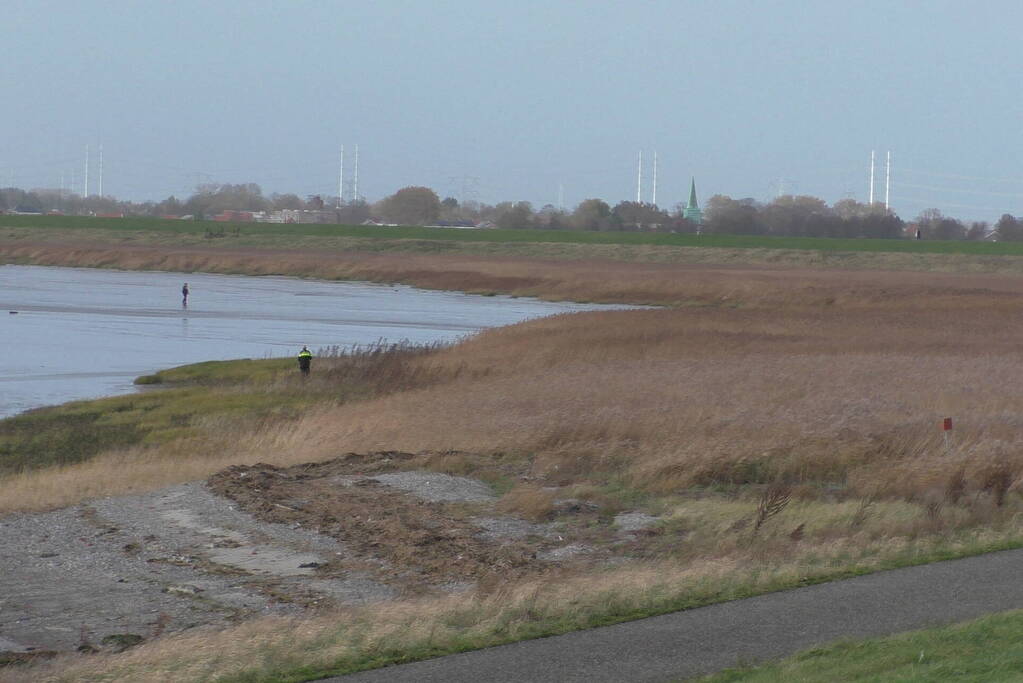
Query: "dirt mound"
207 454 556 591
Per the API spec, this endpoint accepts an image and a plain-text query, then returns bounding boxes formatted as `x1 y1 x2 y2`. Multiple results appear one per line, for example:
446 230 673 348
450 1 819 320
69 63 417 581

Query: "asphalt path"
329 548 1023 682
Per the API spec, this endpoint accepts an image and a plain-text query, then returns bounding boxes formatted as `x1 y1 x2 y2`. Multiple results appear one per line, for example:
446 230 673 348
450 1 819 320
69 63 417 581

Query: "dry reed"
8 241 1023 680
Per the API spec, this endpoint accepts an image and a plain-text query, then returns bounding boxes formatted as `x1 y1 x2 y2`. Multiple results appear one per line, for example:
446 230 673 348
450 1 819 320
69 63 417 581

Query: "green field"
3 214 1022 256
702 609 1023 682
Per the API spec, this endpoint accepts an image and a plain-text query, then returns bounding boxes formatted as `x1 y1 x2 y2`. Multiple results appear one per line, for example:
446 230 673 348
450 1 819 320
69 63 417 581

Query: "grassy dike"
1 213 1022 256
8 217 1023 284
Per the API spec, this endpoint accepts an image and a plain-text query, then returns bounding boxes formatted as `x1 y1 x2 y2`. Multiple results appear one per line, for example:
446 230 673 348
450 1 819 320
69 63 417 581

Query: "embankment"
7 228 1023 308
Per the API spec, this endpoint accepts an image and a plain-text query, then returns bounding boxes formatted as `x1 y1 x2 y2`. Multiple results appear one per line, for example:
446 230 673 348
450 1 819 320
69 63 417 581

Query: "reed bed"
7 247 1023 681
10 236 1023 307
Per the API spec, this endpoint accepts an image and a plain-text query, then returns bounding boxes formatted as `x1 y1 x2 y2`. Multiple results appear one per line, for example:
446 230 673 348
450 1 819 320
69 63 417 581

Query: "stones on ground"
2 454 657 655
302 577 396 604
472 517 553 541
206 546 325 576
370 472 496 502
537 544 592 562
613 512 660 533
0 480 397 654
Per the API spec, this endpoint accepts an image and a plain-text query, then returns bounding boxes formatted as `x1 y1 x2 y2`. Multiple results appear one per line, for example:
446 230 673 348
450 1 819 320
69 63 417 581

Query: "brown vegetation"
11 229 1023 308
9 236 1023 680
207 457 548 591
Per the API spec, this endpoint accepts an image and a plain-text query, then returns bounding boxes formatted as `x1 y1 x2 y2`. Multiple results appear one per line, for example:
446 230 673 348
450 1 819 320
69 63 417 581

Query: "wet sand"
0 265 616 417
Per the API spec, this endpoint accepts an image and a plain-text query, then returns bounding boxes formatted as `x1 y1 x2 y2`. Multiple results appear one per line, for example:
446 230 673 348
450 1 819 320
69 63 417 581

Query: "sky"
3 0 1022 221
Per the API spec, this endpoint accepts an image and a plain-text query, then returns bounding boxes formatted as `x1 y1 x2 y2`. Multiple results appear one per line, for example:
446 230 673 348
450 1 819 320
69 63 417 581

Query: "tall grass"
0 343 447 510
12 232 1023 308
248 303 1023 501
9 255 1023 681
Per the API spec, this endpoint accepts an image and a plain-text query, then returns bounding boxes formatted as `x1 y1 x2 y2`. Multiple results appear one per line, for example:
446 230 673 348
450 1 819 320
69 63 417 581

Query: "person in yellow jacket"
297 346 312 375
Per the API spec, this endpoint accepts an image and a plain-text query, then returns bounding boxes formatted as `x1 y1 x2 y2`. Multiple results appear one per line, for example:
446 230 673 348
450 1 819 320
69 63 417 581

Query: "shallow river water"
0 265 616 418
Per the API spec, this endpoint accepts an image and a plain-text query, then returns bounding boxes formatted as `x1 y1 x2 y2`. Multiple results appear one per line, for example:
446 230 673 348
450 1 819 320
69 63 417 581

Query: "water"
0 265 617 418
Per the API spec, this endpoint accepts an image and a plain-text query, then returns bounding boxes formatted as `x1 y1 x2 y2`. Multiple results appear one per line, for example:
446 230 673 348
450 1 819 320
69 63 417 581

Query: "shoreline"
8 233 1023 681
0 262 608 421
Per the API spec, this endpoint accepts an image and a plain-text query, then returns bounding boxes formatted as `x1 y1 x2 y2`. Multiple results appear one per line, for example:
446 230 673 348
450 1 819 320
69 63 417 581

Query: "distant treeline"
2 183 1019 241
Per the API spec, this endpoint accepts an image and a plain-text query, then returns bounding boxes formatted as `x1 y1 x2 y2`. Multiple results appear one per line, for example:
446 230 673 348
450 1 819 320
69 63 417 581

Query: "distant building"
213 210 254 222
428 220 477 228
683 177 703 226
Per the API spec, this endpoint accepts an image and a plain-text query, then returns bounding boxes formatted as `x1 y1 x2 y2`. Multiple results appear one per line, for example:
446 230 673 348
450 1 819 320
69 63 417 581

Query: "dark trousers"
298 358 311 374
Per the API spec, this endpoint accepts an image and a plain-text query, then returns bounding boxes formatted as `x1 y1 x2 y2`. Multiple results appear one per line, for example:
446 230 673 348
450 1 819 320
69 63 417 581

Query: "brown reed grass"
11 233 1023 307
8 280 1023 514
9 236 1023 680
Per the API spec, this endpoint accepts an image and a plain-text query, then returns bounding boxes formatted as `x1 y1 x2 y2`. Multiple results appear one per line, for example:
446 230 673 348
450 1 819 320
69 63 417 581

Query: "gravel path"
330 548 1023 682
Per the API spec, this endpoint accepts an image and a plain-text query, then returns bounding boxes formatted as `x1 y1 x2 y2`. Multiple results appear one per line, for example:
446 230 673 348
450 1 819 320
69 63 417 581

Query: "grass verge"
702 608 1023 682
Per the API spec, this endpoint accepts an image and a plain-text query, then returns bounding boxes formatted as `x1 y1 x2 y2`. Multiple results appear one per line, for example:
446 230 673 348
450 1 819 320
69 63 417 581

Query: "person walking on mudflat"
297 346 312 375
181 283 189 307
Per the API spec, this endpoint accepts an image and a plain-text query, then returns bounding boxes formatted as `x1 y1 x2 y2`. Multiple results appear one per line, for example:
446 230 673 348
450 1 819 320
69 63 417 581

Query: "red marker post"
943 417 953 453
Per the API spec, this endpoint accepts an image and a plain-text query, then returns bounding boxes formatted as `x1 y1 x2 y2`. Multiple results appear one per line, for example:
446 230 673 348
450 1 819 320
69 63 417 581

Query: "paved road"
329 548 1023 682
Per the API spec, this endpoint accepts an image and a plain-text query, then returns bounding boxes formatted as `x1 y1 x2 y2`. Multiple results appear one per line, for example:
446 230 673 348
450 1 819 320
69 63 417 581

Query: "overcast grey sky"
3 0 1021 220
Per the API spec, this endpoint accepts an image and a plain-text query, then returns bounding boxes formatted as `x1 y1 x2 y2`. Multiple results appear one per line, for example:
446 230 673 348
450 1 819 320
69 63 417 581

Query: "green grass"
702 609 1023 682
134 358 293 385
5 214 1023 256
0 358 309 474
0 344 439 476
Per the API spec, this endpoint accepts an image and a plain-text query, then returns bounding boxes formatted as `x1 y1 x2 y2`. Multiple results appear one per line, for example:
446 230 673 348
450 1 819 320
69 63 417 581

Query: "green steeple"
683 177 703 225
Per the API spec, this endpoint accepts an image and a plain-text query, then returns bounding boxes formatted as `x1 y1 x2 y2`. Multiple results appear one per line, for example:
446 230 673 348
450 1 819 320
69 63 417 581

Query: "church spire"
683 177 703 225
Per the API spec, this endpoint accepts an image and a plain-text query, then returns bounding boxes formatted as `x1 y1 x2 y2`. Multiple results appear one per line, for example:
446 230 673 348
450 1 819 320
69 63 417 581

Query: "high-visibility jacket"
298 350 312 359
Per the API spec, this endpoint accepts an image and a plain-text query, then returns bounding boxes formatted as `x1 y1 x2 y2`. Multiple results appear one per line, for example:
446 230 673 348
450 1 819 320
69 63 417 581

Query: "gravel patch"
613 512 660 532
302 577 397 604
0 482 394 653
472 517 554 541
537 544 593 562
370 472 496 503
